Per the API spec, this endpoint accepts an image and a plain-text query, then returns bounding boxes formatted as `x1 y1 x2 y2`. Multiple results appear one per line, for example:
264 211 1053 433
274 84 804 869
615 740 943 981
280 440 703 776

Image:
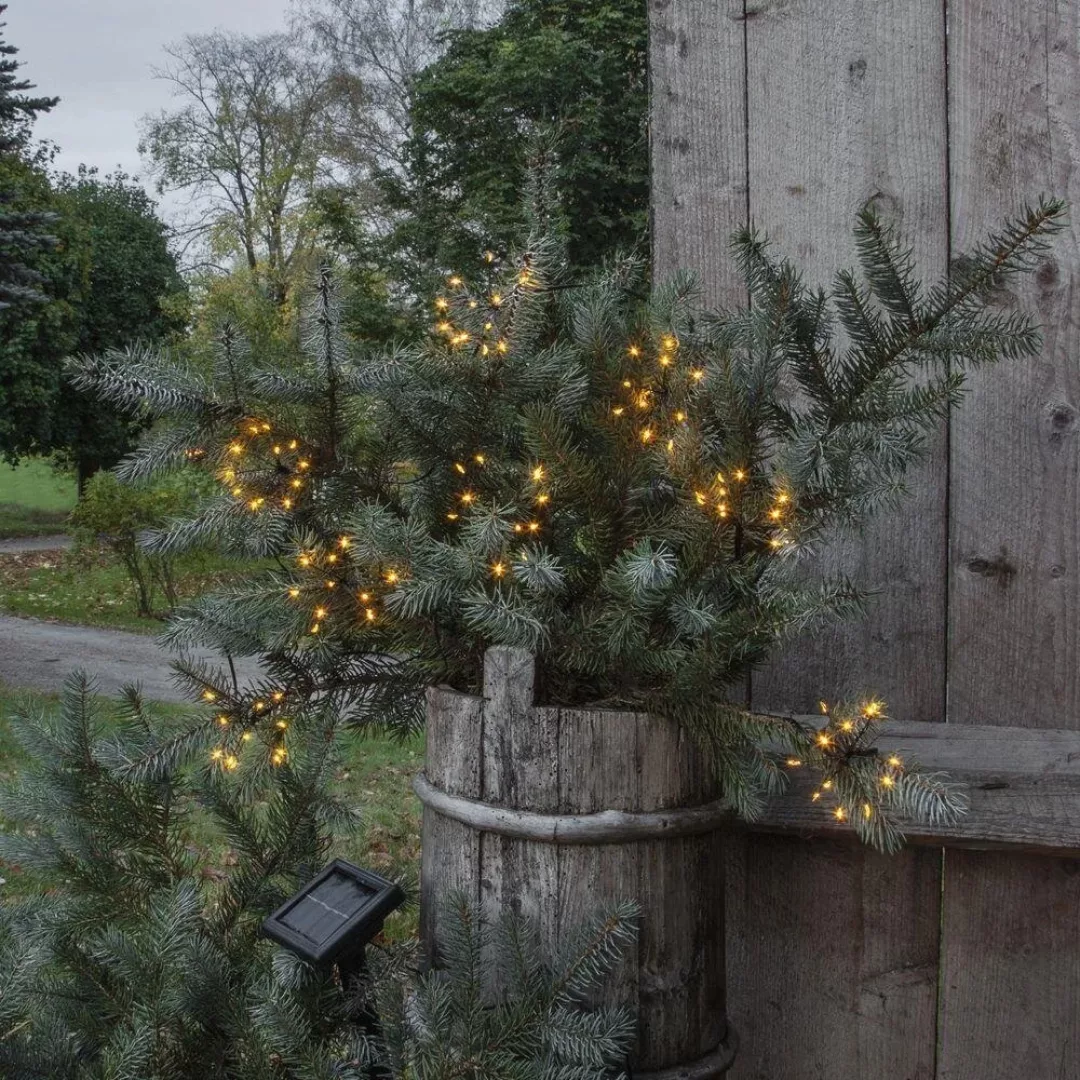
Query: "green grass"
0 685 423 928
0 547 262 633
0 459 77 538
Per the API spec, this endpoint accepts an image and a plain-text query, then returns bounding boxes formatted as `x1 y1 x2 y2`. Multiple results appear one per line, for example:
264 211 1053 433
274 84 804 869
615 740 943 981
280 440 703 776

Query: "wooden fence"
650 2 1080 1077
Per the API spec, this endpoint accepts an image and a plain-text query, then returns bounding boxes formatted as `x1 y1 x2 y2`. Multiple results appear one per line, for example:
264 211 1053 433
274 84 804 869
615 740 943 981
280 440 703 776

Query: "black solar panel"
280 870 379 946
262 859 405 964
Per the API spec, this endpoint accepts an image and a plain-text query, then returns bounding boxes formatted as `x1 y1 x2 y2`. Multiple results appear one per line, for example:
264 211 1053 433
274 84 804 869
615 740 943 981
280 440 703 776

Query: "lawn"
0 546 264 633
0 459 77 538
0 684 423 937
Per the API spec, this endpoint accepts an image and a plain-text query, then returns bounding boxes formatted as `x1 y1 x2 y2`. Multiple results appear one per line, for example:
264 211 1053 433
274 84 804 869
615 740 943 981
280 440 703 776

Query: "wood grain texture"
751 719 1080 855
649 0 747 303
941 3 1080 1077
746 0 950 723
726 2 949 1076
726 833 940 1080
938 852 1080 1080
421 687 484 961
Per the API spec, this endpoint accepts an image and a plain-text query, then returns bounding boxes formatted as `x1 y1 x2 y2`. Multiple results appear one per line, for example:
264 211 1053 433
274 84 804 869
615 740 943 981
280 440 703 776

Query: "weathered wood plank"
649 0 747 304
747 718 1080 855
941 2 1080 1077
726 833 940 1080
938 852 1080 1080
726 2 950 1077
421 687 484 960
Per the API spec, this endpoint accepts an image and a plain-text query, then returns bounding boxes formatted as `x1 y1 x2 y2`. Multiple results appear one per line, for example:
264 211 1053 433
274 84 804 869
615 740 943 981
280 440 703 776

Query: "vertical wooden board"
727 4 949 1075
636 833 728 1067
631 713 727 1064
937 853 1080 1080
556 709 644 1053
947 2 1080 730
649 0 747 304
942 4 1080 1077
421 688 484 957
726 834 940 1080
747 0 950 722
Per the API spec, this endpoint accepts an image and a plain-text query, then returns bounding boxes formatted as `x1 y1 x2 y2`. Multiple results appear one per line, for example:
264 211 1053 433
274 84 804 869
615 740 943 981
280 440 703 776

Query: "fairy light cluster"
429 249 531 362
784 699 906 824
205 685 291 773
283 536 406 637
210 418 313 516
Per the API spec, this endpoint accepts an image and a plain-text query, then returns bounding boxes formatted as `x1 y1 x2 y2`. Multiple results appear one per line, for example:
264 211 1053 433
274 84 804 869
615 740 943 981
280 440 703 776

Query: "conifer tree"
72 185 1065 850
0 675 637 1079
0 3 59 308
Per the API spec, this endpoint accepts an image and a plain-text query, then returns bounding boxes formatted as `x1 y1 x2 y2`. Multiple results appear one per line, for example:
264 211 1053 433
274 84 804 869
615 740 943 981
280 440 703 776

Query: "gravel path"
0 534 72 554
0 614 263 702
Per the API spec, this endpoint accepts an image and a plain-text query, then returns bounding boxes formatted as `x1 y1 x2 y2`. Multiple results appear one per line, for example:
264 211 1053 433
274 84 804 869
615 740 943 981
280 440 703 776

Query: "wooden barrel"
415 647 736 1078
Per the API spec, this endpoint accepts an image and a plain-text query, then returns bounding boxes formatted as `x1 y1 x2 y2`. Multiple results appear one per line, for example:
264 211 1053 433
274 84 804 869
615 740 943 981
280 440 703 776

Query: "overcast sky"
6 0 291 189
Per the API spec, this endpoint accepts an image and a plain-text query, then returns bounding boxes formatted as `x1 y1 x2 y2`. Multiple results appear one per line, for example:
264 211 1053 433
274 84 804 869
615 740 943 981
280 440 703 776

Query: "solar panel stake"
263 858 405 1065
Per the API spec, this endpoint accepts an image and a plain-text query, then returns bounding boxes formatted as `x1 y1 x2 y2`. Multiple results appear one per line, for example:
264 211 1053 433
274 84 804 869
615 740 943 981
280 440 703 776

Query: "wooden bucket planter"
414 647 737 1078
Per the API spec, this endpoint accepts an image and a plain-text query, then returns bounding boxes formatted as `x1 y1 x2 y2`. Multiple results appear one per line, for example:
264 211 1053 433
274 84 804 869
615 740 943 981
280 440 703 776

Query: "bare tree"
140 29 360 304
293 0 502 180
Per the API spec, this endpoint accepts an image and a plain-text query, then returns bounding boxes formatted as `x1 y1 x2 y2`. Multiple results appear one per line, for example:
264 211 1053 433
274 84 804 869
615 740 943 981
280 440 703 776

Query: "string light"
887 755 903 769
834 806 847 822
880 775 895 789
384 570 400 585
531 465 545 482
434 297 449 311
455 462 467 474
202 690 217 703
271 747 288 767
862 701 883 719
786 758 802 767
460 492 476 505
491 293 503 307
365 607 376 622
690 369 705 382
640 428 655 443
496 340 509 354
448 275 464 288
491 561 506 578
288 587 300 599
628 345 641 358
535 493 550 506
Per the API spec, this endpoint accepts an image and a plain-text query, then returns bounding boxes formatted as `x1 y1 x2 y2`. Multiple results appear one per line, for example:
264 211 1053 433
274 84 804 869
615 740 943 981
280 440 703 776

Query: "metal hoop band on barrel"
413 773 731 845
